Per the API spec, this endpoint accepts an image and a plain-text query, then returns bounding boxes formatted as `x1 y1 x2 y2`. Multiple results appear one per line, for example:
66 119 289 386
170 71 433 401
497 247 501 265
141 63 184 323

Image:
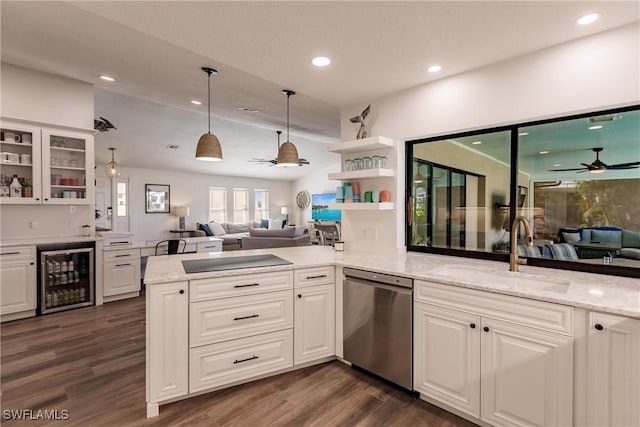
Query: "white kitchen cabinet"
414 302 480 417
146 281 188 412
294 283 335 365
0 246 36 321
0 120 93 205
481 317 573 427
586 312 640 427
414 280 573 427
103 248 141 300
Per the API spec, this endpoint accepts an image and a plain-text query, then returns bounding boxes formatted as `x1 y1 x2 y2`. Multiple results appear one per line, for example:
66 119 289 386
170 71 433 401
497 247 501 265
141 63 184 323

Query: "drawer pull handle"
234 355 258 364
483 326 490 332
469 323 476 329
234 283 259 288
114 254 131 258
115 263 131 267
306 274 327 279
234 314 259 321
594 323 604 331
110 241 130 245
0 252 20 256
179 289 185 294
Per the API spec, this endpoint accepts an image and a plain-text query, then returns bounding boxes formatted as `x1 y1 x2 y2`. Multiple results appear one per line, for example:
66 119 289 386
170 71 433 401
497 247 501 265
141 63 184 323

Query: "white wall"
1 63 94 130
96 165 294 242
0 64 95 241
339 24 640 253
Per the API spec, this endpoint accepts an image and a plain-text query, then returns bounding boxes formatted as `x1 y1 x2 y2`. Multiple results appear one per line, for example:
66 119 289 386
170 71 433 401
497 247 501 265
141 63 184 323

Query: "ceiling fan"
249 131 310 166
548 147 640 174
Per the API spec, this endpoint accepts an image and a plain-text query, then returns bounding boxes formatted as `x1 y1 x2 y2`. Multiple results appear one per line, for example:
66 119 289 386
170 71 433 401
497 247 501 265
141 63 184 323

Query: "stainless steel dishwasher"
343 267 413 390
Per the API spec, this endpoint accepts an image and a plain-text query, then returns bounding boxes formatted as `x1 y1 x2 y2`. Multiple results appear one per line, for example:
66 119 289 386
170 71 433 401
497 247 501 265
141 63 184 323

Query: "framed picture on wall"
145 184 170 213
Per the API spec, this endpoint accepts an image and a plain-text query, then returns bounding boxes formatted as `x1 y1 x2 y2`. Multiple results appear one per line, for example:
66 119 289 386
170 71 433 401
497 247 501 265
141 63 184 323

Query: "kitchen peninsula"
145 246 640 426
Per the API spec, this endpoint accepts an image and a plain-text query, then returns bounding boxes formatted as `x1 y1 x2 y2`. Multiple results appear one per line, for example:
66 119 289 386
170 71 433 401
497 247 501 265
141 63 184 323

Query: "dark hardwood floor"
1 295 477 427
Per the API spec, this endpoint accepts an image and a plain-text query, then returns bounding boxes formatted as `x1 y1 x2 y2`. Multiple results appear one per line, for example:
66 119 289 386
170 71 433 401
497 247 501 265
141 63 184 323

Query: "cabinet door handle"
30 262 35 265
469 323 476 329
179 289 185 294
115 263 131 267
0 252 20 256
234 355 258 364
483 326 490 332
297 294 302 299
306 274 327 279
44 198 48 201
36 198 40 201
594 323 604 331
234 283 259 288
233 314 259 321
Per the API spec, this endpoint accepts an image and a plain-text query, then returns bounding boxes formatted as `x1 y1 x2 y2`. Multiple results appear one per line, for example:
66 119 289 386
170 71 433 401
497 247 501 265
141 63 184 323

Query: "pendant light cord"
286 93 290 142
207 72 211 134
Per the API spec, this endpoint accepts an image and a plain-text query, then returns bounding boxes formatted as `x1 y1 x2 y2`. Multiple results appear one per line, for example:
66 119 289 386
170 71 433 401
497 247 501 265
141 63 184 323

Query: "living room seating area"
189 221 310 250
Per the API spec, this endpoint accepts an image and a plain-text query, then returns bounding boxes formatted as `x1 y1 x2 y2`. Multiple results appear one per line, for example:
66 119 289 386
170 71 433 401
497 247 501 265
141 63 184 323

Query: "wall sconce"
174 206 189 230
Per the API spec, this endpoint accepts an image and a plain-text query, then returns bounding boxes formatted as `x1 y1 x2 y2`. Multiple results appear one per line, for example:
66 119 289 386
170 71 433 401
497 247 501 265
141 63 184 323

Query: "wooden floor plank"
1 294 477 427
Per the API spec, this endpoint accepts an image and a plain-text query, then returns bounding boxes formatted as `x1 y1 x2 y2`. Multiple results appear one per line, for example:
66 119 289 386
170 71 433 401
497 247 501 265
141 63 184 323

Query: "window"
208 187 226 223
116 181 127 217
407 105 639 277
254 189 269 220
233 188 249 224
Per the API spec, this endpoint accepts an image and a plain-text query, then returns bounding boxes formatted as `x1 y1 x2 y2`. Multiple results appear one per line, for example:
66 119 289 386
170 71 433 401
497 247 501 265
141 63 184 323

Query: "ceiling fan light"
196 132 223 161
275 141 300 167
589 168 605 174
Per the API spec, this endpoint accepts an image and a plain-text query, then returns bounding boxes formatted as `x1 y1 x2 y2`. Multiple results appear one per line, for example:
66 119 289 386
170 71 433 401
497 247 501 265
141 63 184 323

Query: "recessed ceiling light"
519 132 529 136
191 100 202 105
427 65 442 73
311 56 331 67
471 141 482 145
577 13 600 25
100 75 115 82
589 125 603 130
553 163 562 167
539 150 550 154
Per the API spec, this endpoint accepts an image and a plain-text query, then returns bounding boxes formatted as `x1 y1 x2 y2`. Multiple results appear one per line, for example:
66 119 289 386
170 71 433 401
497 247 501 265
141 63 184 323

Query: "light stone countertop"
0 236 97 247
145 246 640 319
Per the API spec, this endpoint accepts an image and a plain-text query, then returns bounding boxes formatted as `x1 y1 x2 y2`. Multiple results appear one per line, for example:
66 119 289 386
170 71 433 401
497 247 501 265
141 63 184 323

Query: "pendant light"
413 164 426 184
105 147 121 178
195 67 223 161
276 89 300 167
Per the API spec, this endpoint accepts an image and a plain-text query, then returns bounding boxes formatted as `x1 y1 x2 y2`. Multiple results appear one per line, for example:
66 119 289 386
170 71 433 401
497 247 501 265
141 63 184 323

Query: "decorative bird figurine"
350 104 371 139
94 117 117 132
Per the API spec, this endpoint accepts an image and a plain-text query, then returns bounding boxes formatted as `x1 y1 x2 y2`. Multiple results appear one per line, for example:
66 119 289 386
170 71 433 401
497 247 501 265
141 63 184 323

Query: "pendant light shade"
276 89 300 167
195 67 223 161
105 147 121 178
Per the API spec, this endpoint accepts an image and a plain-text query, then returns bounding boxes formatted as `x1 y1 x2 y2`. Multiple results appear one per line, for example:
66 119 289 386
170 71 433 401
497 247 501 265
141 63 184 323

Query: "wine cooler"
37 242 94 314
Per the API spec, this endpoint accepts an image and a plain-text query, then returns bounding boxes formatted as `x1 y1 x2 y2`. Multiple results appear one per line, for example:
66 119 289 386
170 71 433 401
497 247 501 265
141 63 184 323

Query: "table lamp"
281 207 289 223
174 206 189 230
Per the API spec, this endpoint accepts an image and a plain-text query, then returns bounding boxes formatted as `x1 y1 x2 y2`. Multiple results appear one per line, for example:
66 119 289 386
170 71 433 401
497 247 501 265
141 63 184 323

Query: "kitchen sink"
430 264 570 293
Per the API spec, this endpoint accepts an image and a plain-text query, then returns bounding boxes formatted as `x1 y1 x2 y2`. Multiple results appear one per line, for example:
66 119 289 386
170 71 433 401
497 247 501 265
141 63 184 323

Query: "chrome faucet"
510 215 533 272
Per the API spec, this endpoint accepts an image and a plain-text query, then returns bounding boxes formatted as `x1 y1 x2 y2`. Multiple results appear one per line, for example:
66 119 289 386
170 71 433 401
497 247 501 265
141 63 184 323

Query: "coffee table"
573 241 619 259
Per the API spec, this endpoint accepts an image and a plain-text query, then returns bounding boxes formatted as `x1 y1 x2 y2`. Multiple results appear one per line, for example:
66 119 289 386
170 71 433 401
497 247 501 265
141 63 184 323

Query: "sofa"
192 222 254 251
556 226 640 260
241 226 309 249
192 222 309 251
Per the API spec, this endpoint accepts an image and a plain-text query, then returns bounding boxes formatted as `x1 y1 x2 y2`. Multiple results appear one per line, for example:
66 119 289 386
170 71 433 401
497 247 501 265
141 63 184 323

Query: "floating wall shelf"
328 136 394 154
328 168 395 180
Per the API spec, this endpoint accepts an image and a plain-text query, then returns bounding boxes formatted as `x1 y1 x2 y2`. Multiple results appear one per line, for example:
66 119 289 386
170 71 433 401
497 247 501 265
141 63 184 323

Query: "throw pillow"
591 229 622 245
209 221 226 236
562 232 581 244
249 227 296 238
198 223 214 237
268 219 283 230
260 219 269 229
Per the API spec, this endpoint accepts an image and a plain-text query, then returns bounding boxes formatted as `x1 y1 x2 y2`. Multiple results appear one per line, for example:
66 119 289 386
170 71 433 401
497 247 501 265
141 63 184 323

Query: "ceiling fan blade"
579 163 594 168
607 165 640 170
548 167 588 172
607 161 640 169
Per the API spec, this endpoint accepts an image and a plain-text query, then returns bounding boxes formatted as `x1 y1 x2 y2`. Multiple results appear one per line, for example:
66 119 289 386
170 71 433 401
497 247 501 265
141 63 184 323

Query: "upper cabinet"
1 120 94 205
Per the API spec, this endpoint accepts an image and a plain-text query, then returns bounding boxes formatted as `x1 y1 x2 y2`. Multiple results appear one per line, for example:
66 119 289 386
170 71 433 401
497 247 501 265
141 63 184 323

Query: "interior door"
113 177 130 232
94 177 112 230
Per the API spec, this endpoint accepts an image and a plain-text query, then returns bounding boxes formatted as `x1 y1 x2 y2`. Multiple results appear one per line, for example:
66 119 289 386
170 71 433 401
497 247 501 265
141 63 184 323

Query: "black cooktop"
182 254 292 274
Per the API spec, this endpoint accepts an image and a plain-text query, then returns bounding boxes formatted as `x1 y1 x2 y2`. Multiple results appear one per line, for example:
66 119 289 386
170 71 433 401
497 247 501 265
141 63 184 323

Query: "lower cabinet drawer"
189 329 293 393
196 241 222 253
190 290 293 347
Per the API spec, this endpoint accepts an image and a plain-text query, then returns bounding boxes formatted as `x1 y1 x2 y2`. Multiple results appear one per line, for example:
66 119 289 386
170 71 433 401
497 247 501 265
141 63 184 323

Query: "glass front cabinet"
0 120 94 205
